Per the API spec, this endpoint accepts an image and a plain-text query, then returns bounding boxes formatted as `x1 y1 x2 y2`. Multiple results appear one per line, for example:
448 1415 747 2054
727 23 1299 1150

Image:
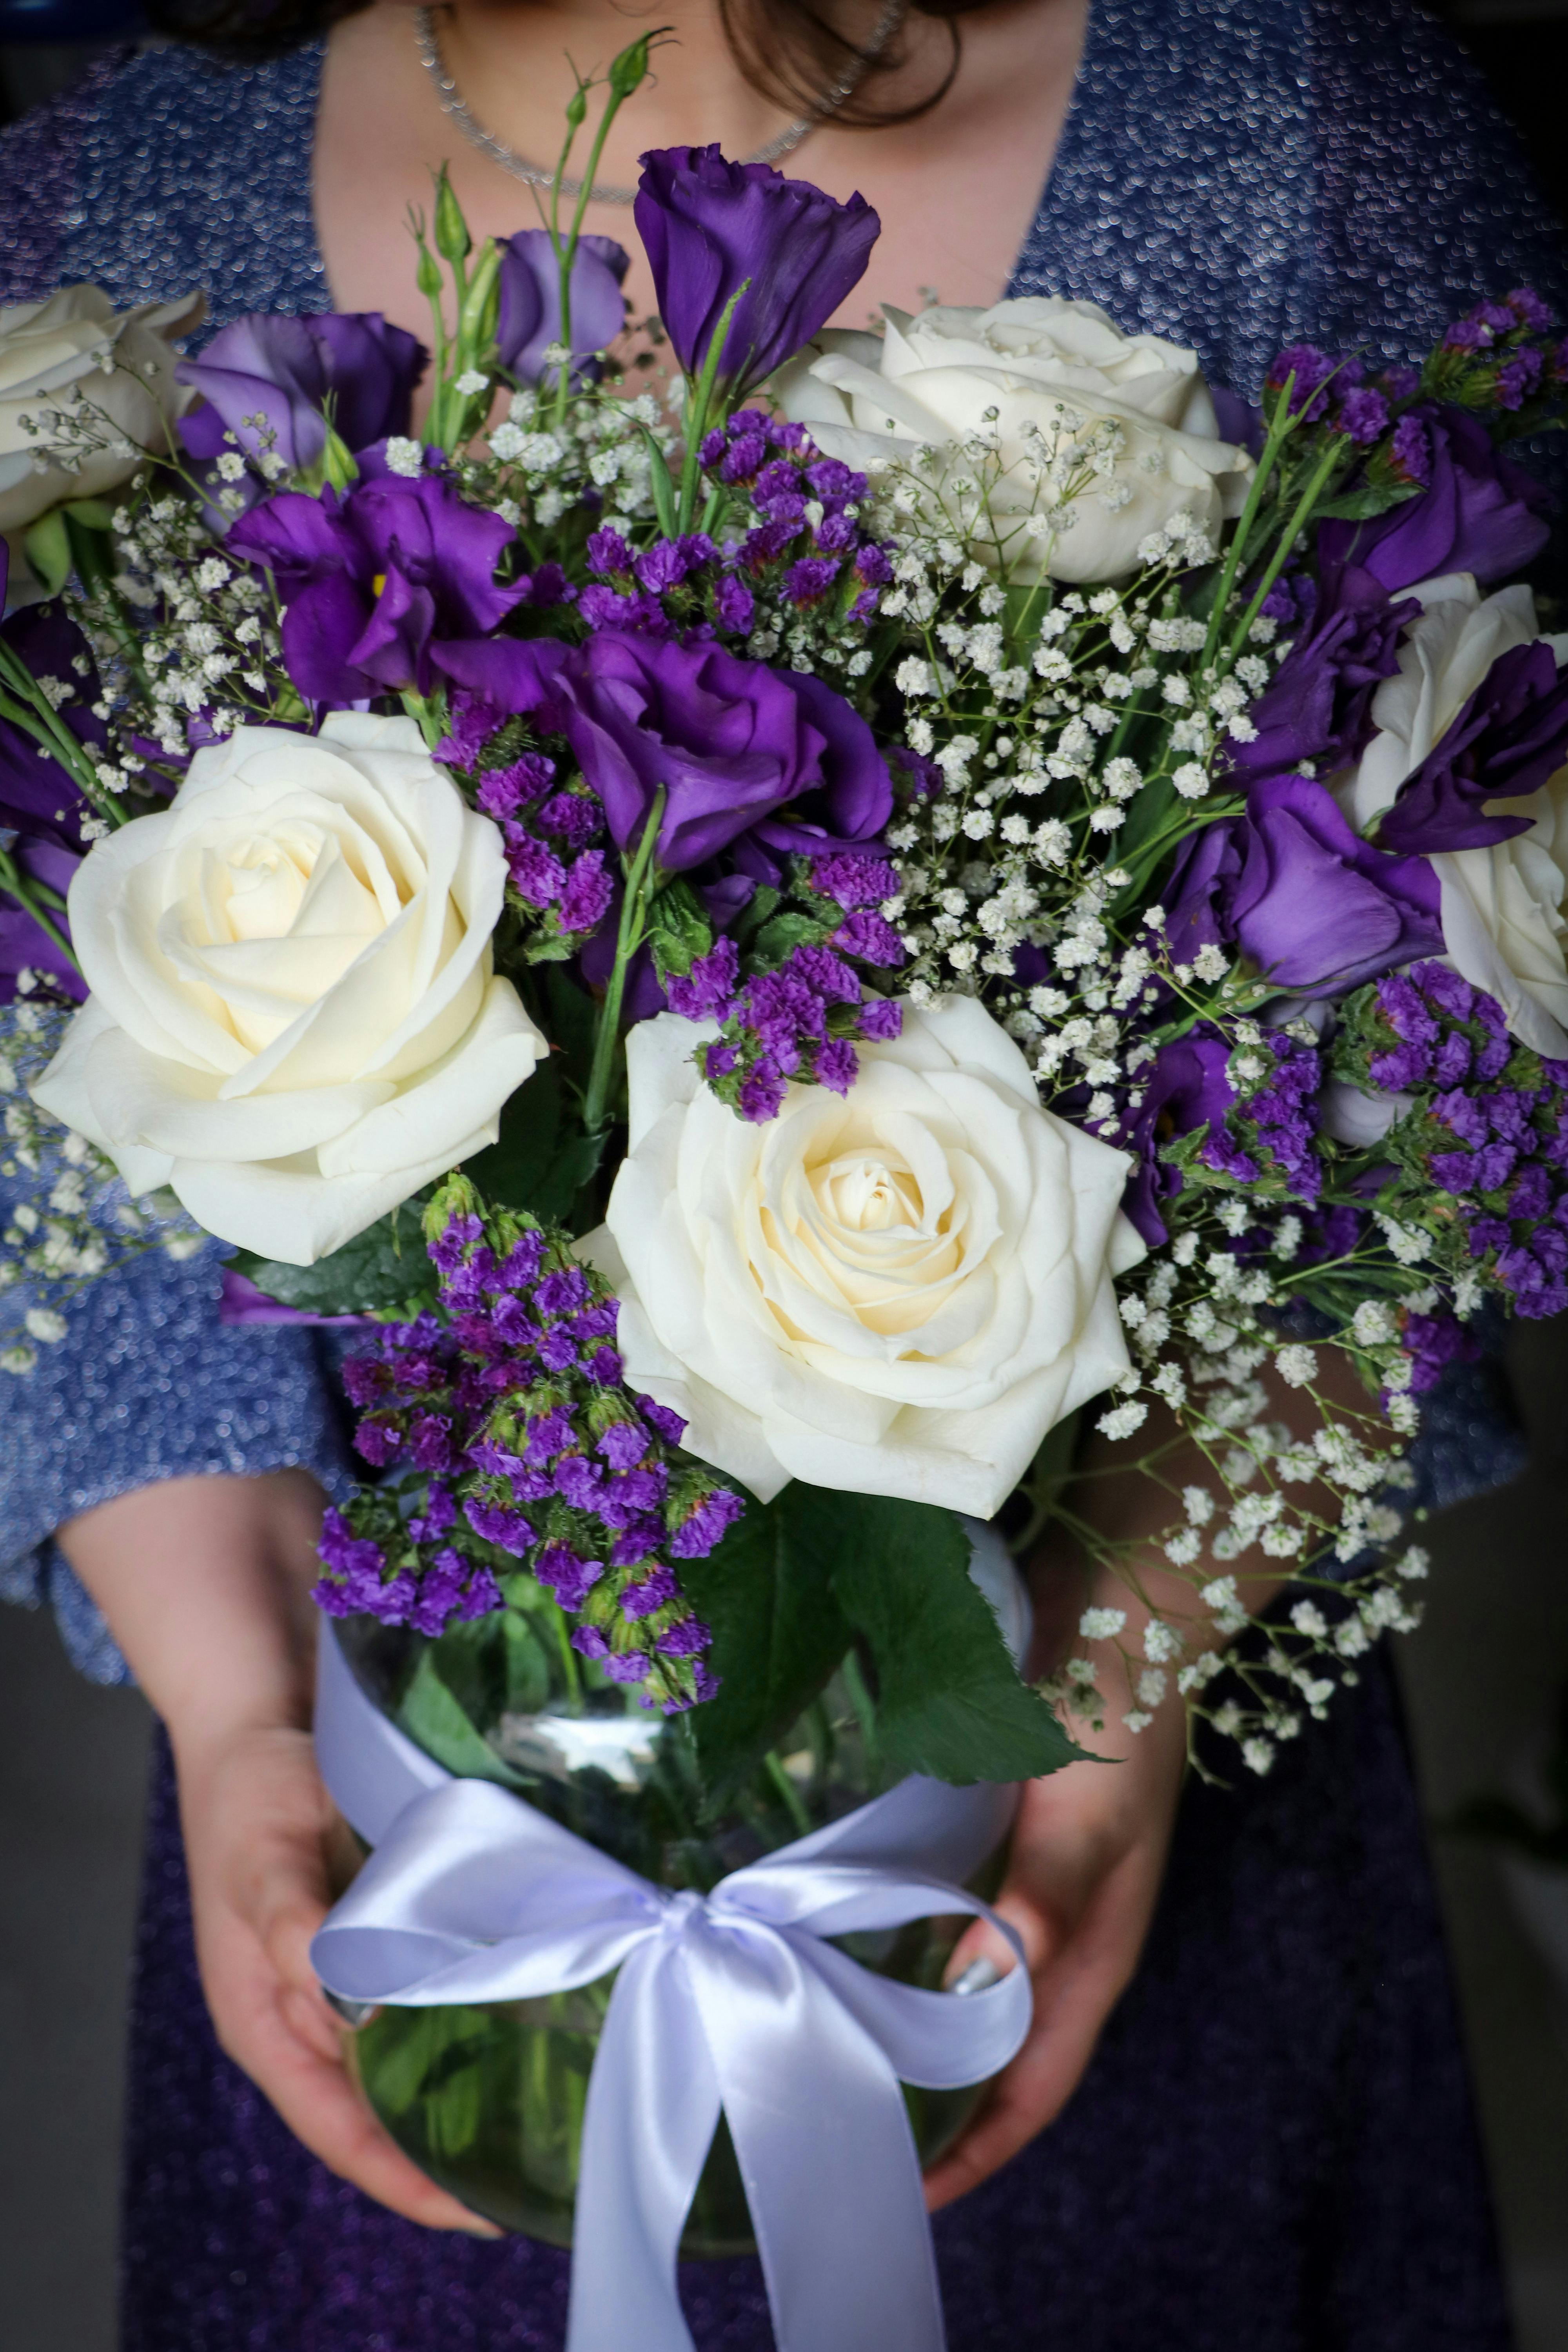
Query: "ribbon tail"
566 1938 722 2352
693 1929 946 2352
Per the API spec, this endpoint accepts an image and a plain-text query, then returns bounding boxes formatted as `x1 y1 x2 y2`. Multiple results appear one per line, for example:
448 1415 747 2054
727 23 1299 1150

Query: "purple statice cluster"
663 850 907 1120
1205 1031 1325 1207
438 694 616 951
1348 964 1568 1320
573 413 892 642
1265 347 1398 445
313 1181 742 1710
1436 289 1565 410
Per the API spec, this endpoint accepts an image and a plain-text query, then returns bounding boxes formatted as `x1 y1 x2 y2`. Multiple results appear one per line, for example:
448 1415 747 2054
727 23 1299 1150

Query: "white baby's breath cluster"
839 462 1440 1774
0 1000 204 1376
471 381 672 532
91 488 290 761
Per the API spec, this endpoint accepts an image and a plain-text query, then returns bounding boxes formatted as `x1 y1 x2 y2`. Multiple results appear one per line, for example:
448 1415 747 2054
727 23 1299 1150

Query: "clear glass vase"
334 1595 1008 2254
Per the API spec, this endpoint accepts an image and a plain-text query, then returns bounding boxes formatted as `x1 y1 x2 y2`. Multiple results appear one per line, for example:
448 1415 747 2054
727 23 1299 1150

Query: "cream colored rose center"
757 1125 981 1344
167 816 412 1055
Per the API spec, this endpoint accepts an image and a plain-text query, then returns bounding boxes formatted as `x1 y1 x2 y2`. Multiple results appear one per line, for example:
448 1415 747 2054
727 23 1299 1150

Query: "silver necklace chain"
414 0 908 205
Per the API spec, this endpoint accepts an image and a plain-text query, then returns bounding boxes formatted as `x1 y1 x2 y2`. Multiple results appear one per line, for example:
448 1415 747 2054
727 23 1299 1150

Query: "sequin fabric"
125 1646 1511 2352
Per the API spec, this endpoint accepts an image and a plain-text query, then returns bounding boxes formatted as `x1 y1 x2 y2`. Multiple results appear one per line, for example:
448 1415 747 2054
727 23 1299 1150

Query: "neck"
437 0 944 177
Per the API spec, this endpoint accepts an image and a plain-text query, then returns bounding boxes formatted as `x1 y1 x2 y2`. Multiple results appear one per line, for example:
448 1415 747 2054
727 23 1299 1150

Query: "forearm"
56 1470 327 1764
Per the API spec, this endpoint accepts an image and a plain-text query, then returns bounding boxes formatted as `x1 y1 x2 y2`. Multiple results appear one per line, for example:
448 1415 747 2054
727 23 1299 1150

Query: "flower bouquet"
4 34 1568 2348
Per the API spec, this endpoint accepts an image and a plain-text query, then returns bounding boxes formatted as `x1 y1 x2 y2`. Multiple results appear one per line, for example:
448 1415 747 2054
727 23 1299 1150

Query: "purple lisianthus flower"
179 312 427 471
1317 404 1552 593
1164 772 1444 995
1229 563 1418 779
634 144 879 397
1377 639 1568 856
227 471 523 702
1108 1032 1236 1246
495 628 892 875
496 230 631 384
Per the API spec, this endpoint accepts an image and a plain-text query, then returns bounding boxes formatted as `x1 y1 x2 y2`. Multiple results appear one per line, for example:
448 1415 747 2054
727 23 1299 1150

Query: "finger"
926 1862 1157 2209
941 1876 1062 1990
230 1994 502 2236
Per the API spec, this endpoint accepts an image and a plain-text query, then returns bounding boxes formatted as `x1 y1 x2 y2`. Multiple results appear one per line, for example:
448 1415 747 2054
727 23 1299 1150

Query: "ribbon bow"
312 1628 1030 2352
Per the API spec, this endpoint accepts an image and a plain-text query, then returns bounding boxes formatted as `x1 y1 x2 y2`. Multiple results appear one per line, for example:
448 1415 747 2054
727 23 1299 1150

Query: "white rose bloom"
0 285 205 573
772 297 1252 584
1342 572 1568 1055
582 997 1146 1518
32 714 546 1265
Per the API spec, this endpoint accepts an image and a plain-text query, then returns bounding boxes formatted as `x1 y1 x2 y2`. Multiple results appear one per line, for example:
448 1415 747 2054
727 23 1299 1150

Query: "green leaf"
22 509 71 599
539 964 597 1091
679 1483 854 1809
464 1053 563 1211
394 1644 525 1789
1314 480 1424 523
752 910 829 965
827 1496 1083 1784
229 1194 436 1316
645 877 714 982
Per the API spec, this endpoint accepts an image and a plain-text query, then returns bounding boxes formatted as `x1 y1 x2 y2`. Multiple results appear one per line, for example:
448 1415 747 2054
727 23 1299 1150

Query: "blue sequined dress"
1 2 1562 2342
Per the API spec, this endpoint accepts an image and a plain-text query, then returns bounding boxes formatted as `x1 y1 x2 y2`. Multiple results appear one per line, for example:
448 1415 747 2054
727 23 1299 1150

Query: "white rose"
773 297 1252 584
582 996 1145 1518
1343 572 1568 1055
0 285 205 566
32 714 546 1265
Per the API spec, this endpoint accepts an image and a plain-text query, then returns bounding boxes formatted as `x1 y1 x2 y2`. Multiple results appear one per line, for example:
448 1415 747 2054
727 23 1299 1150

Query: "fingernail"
321 1987 380 2030
948 1957 1000 1997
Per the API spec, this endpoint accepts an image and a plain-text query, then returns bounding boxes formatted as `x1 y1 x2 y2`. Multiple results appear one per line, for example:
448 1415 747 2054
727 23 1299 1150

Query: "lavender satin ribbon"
310 1627 1031 2352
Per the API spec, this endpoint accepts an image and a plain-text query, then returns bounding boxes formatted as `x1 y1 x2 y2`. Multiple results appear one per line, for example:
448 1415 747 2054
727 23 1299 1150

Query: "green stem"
0 853 82 977
676 281 751 533
1198 380 1297 671
549 1601 584 1710
764 1750 813 1838
583 787 666 1136
549 78 631 428
399 689 449 753
1224 438 1346 664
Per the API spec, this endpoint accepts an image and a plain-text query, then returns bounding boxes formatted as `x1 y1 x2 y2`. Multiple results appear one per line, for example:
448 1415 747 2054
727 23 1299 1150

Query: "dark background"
2 7 1568 2348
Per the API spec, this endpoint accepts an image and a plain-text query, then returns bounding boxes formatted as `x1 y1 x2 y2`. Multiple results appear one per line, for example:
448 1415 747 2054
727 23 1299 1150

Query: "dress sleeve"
1303 0 1567 365
0 51 129 305
0 1030 360 1681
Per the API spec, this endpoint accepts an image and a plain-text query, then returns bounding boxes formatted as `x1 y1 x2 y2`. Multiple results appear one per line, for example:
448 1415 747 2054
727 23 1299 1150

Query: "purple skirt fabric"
122 1650 1512 2352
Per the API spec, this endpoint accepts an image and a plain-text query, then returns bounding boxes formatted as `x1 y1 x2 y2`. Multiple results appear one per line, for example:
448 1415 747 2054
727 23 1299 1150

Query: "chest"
313 2 1088 367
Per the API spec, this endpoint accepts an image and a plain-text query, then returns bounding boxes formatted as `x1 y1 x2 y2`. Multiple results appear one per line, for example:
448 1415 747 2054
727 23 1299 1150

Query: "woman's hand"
58 1471 500 2237
922 1687 1187 2212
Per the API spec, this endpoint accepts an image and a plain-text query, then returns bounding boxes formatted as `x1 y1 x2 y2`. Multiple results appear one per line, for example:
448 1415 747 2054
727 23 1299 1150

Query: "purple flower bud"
815 1038 858 1094
638 1395 688 1446
603 1651 651 1684
587 527 635 575
634 145 879 397
657 1617 714 1657
668 1484 745 1558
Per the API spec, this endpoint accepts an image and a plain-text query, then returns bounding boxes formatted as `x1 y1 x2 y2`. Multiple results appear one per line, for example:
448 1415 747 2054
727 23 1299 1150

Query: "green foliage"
394 1643 529 1790
680 1482 853 1807
21 510 71 599
229 1194 437 1316
644 877 714 982
1314 479 1424 524
827 1495 1084 1784
682 1482 1081 1803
